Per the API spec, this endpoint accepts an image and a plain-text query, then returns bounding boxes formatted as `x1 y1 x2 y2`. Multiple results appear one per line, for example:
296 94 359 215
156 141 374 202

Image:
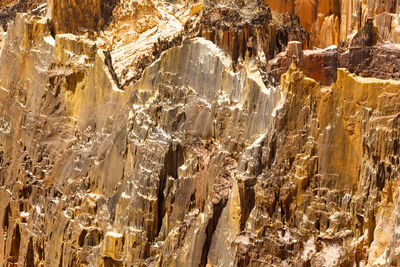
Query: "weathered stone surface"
269 21 400 86
0 13 280 266
47 0 117 33
237 63 400 266
1 1 400 267
200 0 275 65
265 0 340 48
267 0 400 48
106 0 200 87
45 0 202 88
340 43 400 81
0 0 45 30
47 0 310 89
268 41 338 86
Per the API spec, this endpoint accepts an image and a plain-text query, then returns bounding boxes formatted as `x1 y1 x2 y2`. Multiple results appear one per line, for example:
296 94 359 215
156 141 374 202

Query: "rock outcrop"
47 0 117 33
1 1 400 267
268 41 338 85
266 0 400 48
0 0 45 30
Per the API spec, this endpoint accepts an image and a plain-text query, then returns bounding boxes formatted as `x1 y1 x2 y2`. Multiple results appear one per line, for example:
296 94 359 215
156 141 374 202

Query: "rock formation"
0 0 45 30
266 0 400 48
0 0 400 267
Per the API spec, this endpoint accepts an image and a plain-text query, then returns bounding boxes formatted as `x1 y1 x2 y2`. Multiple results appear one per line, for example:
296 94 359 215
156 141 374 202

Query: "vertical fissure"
199 199 229 267
25 237 34 267
9 224 20 264
156 144 184 240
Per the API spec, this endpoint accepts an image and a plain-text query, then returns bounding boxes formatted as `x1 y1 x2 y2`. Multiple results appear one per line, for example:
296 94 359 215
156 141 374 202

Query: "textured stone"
0 12 280 265
266 0 340 48
1 1 400 267
239 63 400 265
268 42 338 86
47 0 116 33
267 0 400 48
0 0 45 30
340 43 400 81
200 1 275 65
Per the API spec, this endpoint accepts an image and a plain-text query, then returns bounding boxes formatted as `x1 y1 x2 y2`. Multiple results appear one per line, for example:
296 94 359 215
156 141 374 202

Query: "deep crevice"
9 224 20 264
155 144 184 240
239 178 256 230
58 243 63 267
36 239 45 262
2 203 11 231
25 237 34 267
104 51 122 90
199 199 229 267
78 229 88 247
376 162 386 191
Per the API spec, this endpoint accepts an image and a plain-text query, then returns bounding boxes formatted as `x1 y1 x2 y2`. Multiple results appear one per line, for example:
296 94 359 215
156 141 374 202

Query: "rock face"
266 0 400 48
105 0 200 87
48 0 111 33
341 43 400 81
268 41 338 86
200 0 275 65
1 1 400 267
0 0 45 30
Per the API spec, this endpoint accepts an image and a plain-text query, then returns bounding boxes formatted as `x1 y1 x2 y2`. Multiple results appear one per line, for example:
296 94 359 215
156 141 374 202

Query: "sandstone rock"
0 27 4 53
47 0 116 33
340 43 400 81
272 11 311 51
268 42 338 86
102 0 200 87
267 0 400 48
101 231 124 261
1 1 400 267
239 63 400 265
0 0 45 30
264 0 294 14
200 1 275 65
0 12 280 264
350 18 380 47
266 0 340 48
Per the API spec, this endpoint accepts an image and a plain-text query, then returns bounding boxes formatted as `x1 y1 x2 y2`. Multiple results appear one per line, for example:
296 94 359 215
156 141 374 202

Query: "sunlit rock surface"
1 1 400 267
266 0 400 48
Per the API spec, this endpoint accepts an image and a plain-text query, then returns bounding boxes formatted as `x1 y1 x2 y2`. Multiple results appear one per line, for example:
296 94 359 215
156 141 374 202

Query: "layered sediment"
1 1 400 267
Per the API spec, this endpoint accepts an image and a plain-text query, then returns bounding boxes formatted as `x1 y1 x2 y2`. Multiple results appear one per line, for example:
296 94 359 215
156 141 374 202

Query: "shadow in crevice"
9 224 21 264
26 237 34 267
100 0 121 31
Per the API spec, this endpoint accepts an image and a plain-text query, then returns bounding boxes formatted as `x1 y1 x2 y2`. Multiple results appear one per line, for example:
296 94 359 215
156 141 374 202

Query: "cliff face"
1 1 400 267
0 0 45 30
266 0 400 48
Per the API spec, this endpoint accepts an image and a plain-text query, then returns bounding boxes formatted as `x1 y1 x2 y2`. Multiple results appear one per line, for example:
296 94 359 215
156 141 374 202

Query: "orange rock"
264 0 295 14
48 0 112 33
295 0 317 32
267 0 400 48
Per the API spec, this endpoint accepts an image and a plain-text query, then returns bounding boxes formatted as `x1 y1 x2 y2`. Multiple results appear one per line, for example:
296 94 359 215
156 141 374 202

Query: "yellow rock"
101 232 124 260
190 3 202 17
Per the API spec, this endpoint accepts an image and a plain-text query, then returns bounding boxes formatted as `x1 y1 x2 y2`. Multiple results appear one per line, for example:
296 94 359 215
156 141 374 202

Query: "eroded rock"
1 1 400 267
